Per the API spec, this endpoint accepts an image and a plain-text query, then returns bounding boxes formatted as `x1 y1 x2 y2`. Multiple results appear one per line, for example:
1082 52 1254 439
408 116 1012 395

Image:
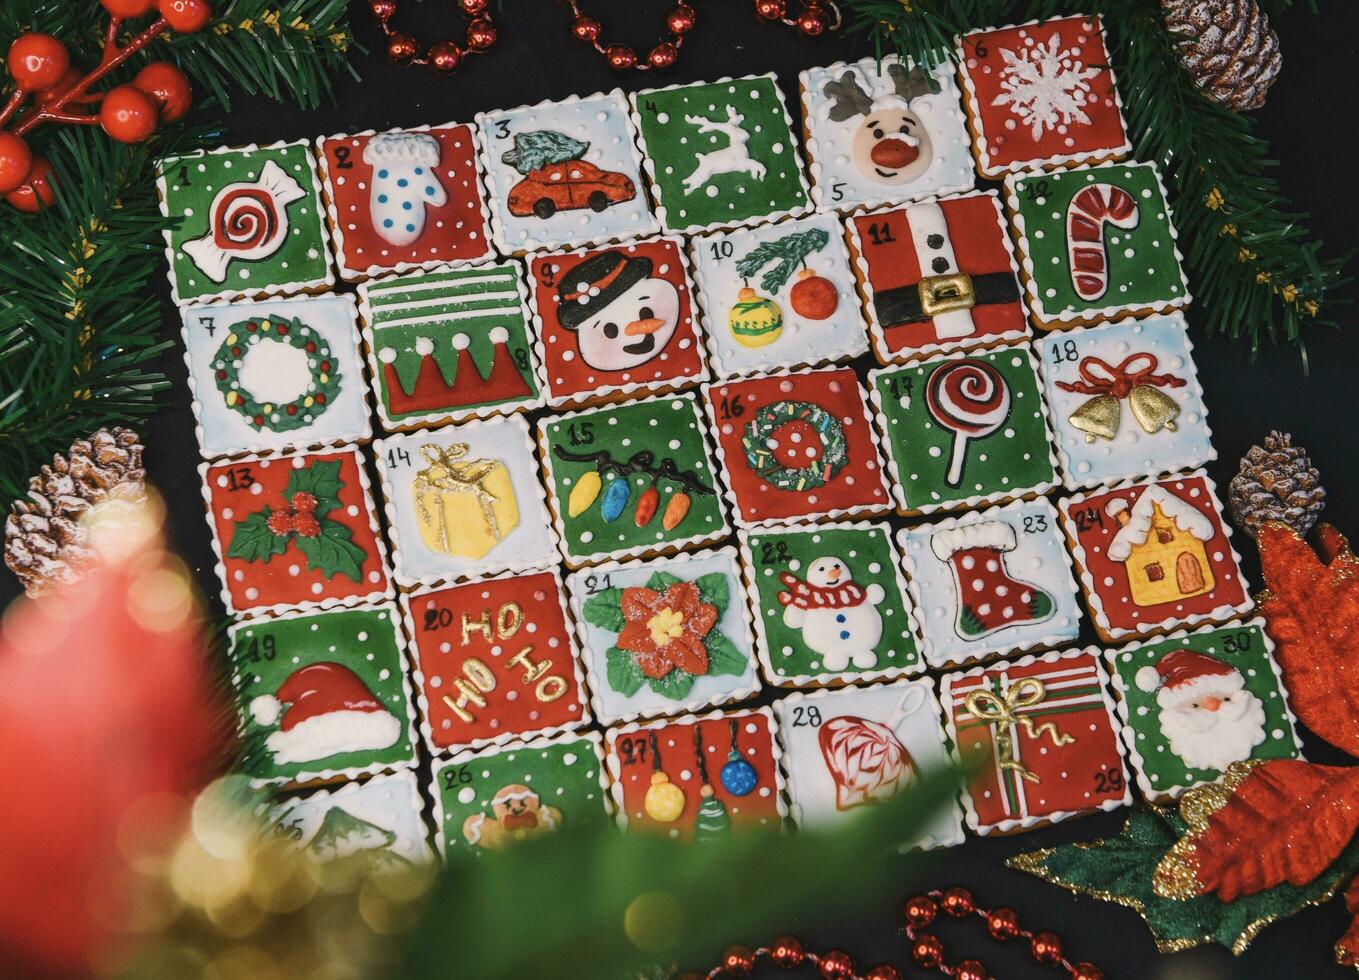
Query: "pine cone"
1228 431 1325 541
4 427 146 596
1161 0 1282 112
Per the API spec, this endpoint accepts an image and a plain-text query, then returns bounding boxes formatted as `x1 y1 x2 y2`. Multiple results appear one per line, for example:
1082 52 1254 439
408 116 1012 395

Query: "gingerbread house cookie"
265 770 435 866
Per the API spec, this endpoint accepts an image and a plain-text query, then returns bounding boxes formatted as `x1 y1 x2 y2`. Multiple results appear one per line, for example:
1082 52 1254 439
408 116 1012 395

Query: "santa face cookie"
1039 314 1215 490
898 498 1081 669
690 212 867 378
266 770 435 867
941 648 1131 835
431 733 612 857
1006 162 1191 329
181 294 370 459
704 367 892 527
528 236 707 406
476 90 658 253
774 681 965 849
567 548 760 724
375 416 557 589
848 191 1030 363
1059 471 1253 641
870 345 1058 515
605 708 785 839
539 393 729 567
800 56 975 211
157 140 333 305
402 569 590 754
631 74 812 235
201 448 392 616
229 604 418 785
958 16 1131 178
739 522 921 687
1105 620 1301 801
358 260 545 430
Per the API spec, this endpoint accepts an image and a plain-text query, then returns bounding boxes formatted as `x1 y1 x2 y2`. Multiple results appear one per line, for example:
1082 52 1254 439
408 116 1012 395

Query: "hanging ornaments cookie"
157 140 333 305
267 770 435 868
958 16 1131 178
317 123 493 281
799 55 975 211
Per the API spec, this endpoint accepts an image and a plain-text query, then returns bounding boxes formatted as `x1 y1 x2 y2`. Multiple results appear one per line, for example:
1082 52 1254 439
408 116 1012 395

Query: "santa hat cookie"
250 661 403 766
1134 649 1243 707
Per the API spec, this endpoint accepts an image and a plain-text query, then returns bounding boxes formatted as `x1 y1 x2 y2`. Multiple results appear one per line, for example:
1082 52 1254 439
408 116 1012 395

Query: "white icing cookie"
266 769 435 866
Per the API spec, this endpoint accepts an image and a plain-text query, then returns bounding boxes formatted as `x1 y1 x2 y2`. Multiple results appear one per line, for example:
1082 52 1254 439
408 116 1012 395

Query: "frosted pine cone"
1161 0 1282 111
1228 431 1325 540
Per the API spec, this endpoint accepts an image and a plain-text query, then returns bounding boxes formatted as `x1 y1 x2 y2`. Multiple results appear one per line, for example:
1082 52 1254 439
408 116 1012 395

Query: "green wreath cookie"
212 315 342 432
741 400 848 491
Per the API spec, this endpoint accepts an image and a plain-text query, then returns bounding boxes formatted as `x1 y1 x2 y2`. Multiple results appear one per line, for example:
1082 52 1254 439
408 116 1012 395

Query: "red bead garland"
368 0 497 74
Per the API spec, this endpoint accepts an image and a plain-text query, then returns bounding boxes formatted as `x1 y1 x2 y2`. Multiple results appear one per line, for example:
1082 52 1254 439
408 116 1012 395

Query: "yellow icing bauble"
413 444 519 559
728 286 783 349
643 772 686 823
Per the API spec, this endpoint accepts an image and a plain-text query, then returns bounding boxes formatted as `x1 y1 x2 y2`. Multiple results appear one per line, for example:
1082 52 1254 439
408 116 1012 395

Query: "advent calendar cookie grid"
737 521 924 688
566 547 762 725
798 55 976 213
316 122 495 281
1103 619 1302 802
180 293 372 460
157 139 335 306
266 769 436 866
956 16 1132 179
374 414 559 590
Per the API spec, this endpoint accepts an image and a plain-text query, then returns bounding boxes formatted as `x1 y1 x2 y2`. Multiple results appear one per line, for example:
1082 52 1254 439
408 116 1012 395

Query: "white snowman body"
782 558 886 671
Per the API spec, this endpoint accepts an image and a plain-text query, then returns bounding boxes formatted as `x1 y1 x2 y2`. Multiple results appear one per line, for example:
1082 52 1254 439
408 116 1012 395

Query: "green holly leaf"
645 571 683 592
582 589 626 632
294 519 366 582
704 630 746 677
695 573 729 614
647 668 694 701
225 509 288 564
605 646 644 698
285 459 343 517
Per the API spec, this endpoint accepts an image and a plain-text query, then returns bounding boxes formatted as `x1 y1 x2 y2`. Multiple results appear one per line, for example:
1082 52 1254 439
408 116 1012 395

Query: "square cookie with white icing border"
401 568 591 755
181 293 371 460
847 191 1030 364
941 647 1131 835
869 344 1059 516
703 367 892 528
1104 619 1302 802
375 415 558 590
897 497 1081 670
476 90 659 254
317 123 494 281
1058 470 1253 642
357 259 546 431
228 603 419 787
774 680 965 849
1039 314 1215 490
1005 161 1191 330
957 16 1131 179
799 55 975 212
431 732 613 858
200 447 392 617
157 139 334 306
264 770 436 866
738 522 922 688
689 211 867 378
630 73 812 235
566 548 761 725
604 707 785 838
538 392 729 568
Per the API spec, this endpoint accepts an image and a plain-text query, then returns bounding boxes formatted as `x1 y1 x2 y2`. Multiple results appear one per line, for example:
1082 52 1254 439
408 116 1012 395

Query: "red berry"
570 15 601 44
428 41 463 74
314 393 326 405
647 42 678 70
4 155 56 213
35 66 82 105
100 85 159 143
0 132 33 195
290 491 319 515
605 44 637 70
266 510 295 536
102 0 159 16
8 34 70 91
158 0 214 34
133 61 192 122
292 514 321 538
466 18 496 51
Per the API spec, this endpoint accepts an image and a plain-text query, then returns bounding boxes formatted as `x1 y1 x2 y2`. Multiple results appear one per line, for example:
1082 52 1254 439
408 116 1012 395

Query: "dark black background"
7 2 1358 977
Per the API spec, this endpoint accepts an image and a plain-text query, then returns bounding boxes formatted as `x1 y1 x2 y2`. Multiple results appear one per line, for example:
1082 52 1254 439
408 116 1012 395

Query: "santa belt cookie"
874 271 1020 328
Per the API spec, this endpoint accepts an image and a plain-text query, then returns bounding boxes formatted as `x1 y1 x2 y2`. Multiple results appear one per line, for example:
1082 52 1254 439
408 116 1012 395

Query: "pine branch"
736 228 830 292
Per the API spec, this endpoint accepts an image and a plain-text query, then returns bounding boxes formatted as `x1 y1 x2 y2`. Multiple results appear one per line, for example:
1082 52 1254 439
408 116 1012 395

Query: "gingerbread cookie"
266 770 435 867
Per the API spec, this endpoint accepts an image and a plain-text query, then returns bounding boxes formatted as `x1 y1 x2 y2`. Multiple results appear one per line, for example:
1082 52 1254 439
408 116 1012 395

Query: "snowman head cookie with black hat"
556 249 680 372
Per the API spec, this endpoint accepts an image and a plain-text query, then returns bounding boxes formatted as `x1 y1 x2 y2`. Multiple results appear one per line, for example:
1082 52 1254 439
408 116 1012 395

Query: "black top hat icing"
557 250 653 331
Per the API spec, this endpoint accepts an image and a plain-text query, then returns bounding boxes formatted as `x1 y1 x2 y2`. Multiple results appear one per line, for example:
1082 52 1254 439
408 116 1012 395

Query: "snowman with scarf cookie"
778 557 886 671
555 249 681 372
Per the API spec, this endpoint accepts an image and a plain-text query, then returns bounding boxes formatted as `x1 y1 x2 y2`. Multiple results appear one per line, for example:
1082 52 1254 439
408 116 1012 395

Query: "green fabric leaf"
582 589 626 632
695 573 730 615
605 647 644 698
294 519 366 582
704 630 747 678
225 510 288 564
646 571 683 592
285 459 343 516
647 668 695 701
500 130 588 174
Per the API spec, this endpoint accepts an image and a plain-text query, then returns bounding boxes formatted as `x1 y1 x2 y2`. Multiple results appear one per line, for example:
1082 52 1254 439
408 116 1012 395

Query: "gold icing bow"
414 443 503 552
963 678 1074 785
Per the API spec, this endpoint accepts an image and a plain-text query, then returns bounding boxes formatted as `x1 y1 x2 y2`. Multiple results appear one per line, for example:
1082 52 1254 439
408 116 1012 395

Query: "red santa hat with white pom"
1135 649 1244 709
250 662 401 766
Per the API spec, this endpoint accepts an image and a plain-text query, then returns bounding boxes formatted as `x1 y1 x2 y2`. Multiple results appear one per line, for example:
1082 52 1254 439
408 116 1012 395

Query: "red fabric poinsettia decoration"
617 582 718 679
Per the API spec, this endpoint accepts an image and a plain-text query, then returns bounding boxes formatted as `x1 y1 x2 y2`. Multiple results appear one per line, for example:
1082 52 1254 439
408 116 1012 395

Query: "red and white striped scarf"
776 572 866 610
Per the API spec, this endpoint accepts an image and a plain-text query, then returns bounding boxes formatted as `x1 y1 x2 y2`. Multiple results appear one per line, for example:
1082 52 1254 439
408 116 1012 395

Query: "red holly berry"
292 514 321 538
101 0 159 17
157 0 214 34
133 61 193 122
266 510 296 535
100 85 159 143
605 44 637 70
290 491 319 515
8 34 70 91
35 66 82 105
0 132 33 195
5 155 56 213
313 393 327 405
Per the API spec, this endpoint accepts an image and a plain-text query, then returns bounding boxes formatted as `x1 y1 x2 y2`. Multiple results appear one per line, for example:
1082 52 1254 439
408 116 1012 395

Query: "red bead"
647 42 678 70
754 0 786 20
368 0 397 22
1030 930 1064 965
386 31 418 64
570 14 601 43
132 62 192 122
466 18 496 51
428 40 463 74
796 6 830 35
0 132 33 195
985 907 1020 941
768 935 804 969
953 959 989 980
666 4 696 34
101 0 159 17
721 944 756 977
865 966 901 980
911 935 944 969
818 950 855 980
941 886 975 918
158 0 214 34
99 84 159 143
459 0 489 14
7 34 70 91
1071 964 1104 980
604 43 637 70
903 894 938 929
5 155 56 213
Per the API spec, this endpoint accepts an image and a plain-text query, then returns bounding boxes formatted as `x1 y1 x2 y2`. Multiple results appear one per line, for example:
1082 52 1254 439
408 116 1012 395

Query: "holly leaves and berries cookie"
402 569 590 754
229 604 418 785
538 393 729 567
375 415 558 589
690 212 868 378
1058 470 1253 641
869 345 1058 515
181 294 370 459
898 498 1081 669
317 123 494 281
1005 161 1191 329
940 648 1131 835
704 367 892 527
957 16 1131 178
847 191 1030 363
567 548 760 724
605 708 785 839
476 90 659 253
358 260 545 430
431 733 612 857
738 522 921 687
157 140 334 305
266 770 435 867
1104 619 1302 801
201 448 392 616
630 74 812 235
799 56 975 212
528 236 707 406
